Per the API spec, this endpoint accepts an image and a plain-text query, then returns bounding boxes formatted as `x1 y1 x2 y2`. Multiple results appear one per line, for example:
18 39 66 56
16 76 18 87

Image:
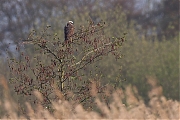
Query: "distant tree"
135 0 179 39
101 0 179 39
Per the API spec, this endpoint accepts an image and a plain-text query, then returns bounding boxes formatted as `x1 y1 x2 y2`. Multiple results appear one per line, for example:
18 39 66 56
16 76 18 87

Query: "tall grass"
0 75 179 119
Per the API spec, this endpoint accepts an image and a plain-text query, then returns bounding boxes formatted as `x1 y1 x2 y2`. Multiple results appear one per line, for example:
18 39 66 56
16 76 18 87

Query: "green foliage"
122 35 178 100
97 32 179 102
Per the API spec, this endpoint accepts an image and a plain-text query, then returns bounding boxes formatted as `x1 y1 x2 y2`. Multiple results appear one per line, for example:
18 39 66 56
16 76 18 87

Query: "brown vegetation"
0 75 179 119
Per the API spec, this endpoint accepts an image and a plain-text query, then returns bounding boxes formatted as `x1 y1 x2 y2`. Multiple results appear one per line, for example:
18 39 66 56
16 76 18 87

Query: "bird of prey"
64 21 74 42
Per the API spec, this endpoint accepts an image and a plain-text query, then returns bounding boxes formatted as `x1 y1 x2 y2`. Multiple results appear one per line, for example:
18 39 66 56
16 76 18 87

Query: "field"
0 76 179 119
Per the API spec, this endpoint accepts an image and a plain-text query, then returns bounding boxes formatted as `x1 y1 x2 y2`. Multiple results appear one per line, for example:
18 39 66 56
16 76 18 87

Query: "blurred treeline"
0 0 178 108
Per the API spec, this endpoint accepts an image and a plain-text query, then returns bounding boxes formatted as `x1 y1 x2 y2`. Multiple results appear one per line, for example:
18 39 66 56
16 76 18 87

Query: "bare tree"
8 20 126 111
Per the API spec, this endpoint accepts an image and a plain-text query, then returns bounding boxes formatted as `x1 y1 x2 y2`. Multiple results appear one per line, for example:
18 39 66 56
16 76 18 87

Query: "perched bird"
64 21 74 41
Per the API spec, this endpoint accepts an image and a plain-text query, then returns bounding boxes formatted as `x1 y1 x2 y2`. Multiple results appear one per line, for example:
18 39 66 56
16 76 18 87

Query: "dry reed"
0 75 179 119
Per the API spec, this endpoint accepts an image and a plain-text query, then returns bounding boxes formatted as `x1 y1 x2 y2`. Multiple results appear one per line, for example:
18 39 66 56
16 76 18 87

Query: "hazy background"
0 0 178 113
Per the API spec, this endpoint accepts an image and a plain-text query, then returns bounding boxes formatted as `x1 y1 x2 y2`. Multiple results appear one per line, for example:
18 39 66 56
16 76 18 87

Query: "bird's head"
66 21 73 26
66 21 74 27
68 21 73 24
